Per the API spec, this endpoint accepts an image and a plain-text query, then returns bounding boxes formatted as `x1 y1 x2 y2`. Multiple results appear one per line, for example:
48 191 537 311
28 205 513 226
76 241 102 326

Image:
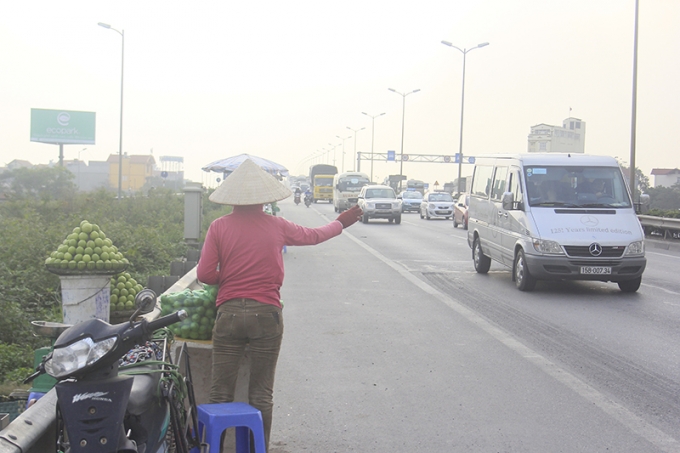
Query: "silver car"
420 191 455 220
357 185 402 224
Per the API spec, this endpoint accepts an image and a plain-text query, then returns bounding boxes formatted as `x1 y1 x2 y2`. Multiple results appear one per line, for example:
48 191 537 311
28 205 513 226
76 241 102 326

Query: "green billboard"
30 108 96 144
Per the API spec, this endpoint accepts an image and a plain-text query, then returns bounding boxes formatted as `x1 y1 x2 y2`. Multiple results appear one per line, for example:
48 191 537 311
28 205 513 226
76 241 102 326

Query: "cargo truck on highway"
309 164 338 203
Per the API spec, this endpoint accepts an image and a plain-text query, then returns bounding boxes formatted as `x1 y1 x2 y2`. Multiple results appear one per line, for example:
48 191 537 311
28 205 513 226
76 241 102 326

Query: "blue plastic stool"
197 402 266 453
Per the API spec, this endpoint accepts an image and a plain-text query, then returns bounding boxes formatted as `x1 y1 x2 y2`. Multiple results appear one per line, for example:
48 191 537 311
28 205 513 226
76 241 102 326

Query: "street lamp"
98 22 125 200
328 143 342 168
346 126 365 171
362 112 385 183
319 148 330 164
336 135 352 173
388 88 420 189
441 40 489 194
629 0 639 208
78 148 87 189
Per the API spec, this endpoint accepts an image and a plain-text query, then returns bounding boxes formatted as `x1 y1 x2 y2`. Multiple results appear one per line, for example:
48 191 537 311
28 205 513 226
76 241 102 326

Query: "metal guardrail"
639 215 680 240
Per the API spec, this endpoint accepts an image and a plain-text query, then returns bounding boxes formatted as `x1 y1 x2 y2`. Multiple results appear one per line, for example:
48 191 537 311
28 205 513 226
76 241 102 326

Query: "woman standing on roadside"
196 159 362 451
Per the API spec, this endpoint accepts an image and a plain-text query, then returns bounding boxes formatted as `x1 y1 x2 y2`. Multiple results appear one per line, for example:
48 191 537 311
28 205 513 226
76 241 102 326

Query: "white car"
420 191 455 220
357 185 402 224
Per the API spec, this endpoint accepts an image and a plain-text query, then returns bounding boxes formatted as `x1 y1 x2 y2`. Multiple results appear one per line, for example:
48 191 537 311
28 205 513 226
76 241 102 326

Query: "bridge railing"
639 214 680 240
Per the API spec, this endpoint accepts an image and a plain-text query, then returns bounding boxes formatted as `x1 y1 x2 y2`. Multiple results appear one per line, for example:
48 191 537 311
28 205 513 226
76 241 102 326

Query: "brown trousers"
210 298 284 452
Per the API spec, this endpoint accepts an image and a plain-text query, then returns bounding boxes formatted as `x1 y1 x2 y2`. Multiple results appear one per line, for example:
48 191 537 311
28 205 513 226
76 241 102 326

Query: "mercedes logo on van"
581 215 599 227
589 243 603 257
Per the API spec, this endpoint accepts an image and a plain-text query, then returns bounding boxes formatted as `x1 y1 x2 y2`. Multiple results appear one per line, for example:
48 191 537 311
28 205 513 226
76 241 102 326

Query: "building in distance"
528 117 586 154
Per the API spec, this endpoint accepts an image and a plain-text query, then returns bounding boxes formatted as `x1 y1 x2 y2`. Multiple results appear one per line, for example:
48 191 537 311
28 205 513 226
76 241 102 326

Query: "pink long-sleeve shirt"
196 205 343 308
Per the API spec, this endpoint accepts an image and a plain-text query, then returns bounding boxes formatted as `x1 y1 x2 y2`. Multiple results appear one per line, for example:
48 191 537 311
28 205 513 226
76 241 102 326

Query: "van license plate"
580 266 611 275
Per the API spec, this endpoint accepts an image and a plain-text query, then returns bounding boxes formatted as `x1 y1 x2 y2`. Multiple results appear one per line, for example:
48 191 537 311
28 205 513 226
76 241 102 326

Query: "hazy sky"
2 1 679 189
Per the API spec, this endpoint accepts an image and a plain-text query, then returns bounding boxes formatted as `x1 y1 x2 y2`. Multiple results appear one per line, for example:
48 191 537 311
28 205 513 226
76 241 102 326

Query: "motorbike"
294 193 301 205
25 289 200 453
304 193 312 207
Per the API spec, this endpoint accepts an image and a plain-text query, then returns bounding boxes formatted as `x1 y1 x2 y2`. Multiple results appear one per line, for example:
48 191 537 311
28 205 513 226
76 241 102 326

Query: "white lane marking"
646 250 680 259
639 283 680 306
337 224 680 452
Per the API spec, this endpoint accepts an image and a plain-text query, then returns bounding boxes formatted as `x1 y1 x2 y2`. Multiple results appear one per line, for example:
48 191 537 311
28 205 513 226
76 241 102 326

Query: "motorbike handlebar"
146 309 188 333
23 369 42 384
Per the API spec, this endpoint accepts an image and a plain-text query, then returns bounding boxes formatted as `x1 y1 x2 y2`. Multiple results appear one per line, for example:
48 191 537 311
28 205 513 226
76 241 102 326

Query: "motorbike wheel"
55 403 69 453
166 386 190 453
165 343 201 453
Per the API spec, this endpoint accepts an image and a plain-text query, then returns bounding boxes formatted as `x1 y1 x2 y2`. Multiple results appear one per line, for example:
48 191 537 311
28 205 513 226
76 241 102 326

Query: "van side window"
491 166 508 200
471 165 494 198
508 169 523 206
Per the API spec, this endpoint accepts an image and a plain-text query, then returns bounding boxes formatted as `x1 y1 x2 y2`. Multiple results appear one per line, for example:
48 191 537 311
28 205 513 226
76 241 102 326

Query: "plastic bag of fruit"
160 284 218 340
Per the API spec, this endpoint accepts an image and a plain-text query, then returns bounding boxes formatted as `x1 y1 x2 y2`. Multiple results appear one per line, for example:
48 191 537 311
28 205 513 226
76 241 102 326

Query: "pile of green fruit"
45 220 129 273
110 272 144 312
160 284 218 340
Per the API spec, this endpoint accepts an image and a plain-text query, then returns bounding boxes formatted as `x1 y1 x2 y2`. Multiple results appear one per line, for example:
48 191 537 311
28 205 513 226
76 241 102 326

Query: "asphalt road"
269 198 680 453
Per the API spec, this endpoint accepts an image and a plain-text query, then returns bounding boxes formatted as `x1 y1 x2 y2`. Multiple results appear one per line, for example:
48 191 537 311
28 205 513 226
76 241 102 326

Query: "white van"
467 154 647 292
333 171 370 212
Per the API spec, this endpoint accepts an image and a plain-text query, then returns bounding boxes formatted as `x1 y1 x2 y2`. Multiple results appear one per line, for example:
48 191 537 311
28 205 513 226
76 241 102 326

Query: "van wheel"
362 213 369 224
514 250 536 291
473 238 491 274
618 277 641 293
394 215 401 224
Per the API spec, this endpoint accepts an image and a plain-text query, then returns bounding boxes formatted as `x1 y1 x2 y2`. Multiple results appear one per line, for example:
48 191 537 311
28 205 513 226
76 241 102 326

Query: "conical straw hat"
209 158 292 205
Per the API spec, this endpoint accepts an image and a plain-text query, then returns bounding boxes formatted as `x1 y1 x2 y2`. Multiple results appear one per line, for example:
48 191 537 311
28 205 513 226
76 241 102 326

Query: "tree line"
0 166 229 386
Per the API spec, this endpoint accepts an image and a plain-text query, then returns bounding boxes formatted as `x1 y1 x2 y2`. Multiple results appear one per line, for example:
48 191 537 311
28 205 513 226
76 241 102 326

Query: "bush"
0 167 205 354
647 209 680 218
4 368 34 386
0 344 33 383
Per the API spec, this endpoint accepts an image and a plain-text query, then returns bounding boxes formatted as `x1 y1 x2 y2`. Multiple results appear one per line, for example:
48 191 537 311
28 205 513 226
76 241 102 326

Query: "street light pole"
98 22 125 200
441 40 488 194
388 88 420 190
346 126 365 172
336 135 352 173
78 148 87 190
362 112 385 183
629 0 639 208
320 148 330 164
328 143 341 168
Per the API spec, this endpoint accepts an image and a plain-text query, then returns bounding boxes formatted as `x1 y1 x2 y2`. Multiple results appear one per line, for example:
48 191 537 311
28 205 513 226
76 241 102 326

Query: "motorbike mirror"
130 288 157 321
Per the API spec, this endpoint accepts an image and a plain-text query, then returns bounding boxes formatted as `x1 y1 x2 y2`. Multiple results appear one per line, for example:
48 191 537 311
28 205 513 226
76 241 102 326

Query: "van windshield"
524 166 631 208
337 177 370 192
